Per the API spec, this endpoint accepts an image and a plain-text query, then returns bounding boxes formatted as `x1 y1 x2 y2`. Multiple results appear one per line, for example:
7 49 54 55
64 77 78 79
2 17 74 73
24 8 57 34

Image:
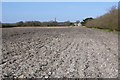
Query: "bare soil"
1 26 118 78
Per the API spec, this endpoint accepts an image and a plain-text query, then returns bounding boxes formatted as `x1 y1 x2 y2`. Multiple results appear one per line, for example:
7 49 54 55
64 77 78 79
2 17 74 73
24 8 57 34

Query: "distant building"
74 22 82 26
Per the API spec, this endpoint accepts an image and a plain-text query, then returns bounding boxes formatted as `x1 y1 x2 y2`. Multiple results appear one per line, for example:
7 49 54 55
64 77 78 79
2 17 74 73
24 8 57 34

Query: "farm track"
1 27 118 78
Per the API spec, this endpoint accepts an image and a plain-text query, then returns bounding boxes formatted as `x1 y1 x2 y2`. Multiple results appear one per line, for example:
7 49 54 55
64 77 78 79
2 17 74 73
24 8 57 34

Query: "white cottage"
74 22 82 26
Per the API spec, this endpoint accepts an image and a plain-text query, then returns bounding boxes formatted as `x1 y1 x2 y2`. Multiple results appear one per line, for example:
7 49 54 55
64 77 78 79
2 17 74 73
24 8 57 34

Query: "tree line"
2 18 94 28
2 21 76 28
85 6 119 31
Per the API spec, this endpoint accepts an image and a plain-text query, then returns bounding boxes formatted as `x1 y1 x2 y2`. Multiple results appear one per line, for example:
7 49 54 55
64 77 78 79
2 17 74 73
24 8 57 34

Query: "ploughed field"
1 27 118 78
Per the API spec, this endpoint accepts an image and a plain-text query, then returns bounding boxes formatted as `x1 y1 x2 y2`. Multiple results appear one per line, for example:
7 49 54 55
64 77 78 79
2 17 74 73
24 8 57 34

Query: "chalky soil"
1 27 118 78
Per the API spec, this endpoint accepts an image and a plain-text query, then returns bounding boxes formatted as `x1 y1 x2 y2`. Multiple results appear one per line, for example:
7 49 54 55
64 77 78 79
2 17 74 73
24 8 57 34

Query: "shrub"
81 17 93 26
85 6 119 31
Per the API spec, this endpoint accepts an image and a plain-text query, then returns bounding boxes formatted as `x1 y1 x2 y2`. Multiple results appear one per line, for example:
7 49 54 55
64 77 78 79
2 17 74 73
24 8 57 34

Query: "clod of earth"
1 27 118 78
